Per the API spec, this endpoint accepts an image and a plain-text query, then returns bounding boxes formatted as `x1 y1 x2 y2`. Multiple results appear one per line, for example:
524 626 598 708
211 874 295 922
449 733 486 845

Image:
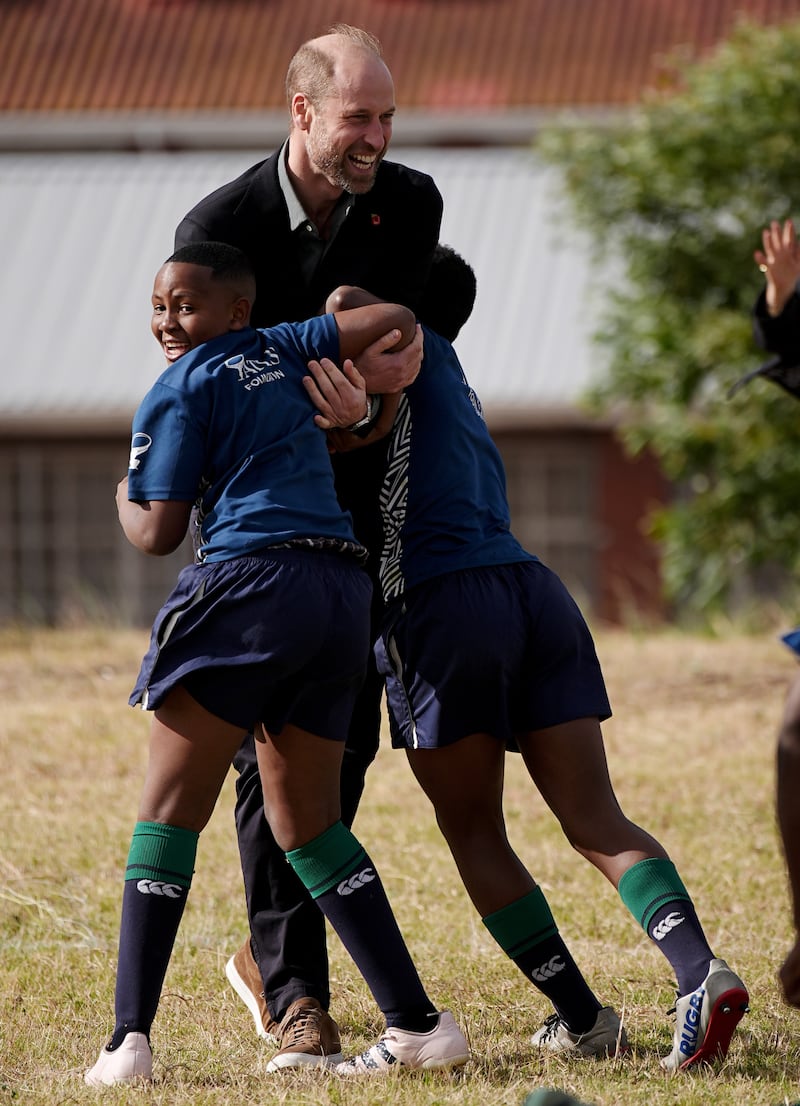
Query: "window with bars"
0 441 192 625
494 430 600 613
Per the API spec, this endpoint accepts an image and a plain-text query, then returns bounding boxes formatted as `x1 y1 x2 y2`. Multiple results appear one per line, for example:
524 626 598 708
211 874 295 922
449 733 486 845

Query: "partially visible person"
754 216 800 359
84 242 469 1087
777 669 800 1008
746 216 800 398
319 246 749 1074
751 219 800 1009
174 24 443 1067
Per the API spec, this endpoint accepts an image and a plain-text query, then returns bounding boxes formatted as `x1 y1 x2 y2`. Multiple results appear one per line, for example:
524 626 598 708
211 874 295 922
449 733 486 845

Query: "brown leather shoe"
225 939 280 1042
265 997 343 1070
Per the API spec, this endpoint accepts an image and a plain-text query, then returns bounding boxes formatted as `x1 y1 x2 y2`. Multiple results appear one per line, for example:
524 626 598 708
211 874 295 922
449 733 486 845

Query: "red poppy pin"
371 214 381 226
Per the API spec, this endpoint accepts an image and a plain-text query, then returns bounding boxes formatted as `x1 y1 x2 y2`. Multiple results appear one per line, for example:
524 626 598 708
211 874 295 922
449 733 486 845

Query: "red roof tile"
3 0 800 113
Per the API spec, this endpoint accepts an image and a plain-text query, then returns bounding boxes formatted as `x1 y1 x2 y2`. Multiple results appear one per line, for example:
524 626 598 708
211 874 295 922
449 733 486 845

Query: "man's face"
305 57 395 194
151 262 245 362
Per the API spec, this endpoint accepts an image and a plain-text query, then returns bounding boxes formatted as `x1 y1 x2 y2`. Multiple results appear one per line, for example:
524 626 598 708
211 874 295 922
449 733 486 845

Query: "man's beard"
307 130 381 195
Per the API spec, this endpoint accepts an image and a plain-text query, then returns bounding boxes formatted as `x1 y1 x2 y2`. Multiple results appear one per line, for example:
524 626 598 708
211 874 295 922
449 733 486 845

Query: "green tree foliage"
538 19 800 615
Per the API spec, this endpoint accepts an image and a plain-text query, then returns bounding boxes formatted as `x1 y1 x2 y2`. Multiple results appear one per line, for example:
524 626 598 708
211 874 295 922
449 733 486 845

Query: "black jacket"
174 149 443 566
736 289 800 400
175 150 443 327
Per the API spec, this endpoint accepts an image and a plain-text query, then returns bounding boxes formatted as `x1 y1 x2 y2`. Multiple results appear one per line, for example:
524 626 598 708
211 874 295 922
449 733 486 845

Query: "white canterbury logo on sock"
136 879 183 898
652 911 685 941
336 867 375 895
531 955 565 982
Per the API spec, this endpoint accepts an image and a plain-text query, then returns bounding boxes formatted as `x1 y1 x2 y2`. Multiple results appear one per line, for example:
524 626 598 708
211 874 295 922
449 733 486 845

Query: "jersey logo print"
467 386 484 420
224 351 285 392
379 396 411 603
128 432 152 470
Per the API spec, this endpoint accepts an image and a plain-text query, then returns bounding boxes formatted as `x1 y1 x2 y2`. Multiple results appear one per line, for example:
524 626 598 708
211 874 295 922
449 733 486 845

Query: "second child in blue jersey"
317 246 748 1075
85 242 470 1088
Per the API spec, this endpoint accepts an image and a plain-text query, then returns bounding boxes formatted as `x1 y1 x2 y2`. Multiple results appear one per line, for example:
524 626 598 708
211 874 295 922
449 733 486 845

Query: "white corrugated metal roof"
0 148 608 426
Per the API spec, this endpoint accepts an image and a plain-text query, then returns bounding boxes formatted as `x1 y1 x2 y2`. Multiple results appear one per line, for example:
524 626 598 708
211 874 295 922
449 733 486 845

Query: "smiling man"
176 26 438 350
286 29 394 208
173 25 443 1071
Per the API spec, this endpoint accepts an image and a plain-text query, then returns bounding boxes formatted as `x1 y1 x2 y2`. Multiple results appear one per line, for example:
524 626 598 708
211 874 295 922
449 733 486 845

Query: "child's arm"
116 477 192 556
333 297 419 394
326 286 382 313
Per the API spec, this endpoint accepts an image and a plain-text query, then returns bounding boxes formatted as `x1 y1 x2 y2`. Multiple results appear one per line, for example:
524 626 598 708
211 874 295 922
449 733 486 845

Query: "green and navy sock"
110 821 198 1045
483 887 602 1033
287 821 436 1031
618 857 713 995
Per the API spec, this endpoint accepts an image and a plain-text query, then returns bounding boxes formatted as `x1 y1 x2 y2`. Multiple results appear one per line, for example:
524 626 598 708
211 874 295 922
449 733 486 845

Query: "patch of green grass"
1 626 799 1104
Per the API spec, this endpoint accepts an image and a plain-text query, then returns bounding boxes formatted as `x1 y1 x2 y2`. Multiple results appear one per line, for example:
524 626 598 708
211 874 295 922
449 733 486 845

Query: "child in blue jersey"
317 246 748 1075
85 242 469 1087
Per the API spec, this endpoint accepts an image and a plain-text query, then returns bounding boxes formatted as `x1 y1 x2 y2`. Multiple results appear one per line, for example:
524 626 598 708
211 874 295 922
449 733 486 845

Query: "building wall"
0 437 192 626
0 431 665 627
494 426 667 626
596 432 668 625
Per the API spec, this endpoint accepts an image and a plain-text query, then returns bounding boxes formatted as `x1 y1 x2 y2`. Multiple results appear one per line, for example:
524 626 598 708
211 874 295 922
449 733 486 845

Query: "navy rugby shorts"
374 559 611 751
130 549 372 737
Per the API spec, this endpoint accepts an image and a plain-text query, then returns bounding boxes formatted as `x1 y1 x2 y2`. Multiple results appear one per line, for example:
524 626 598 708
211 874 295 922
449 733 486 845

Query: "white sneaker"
661 957 749 1072
85 1031 153 1086
335 1010 469 1075
530 1006 628 1058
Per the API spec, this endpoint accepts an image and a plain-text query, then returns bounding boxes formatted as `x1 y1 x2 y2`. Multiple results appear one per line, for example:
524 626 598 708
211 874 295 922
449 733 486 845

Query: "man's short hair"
285 24 383 110
327 24 382 54
166 242 256 301
418 245 477 343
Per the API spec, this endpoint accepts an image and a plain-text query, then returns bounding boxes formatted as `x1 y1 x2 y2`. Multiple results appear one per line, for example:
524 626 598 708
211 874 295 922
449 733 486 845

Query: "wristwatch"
347 394 382 437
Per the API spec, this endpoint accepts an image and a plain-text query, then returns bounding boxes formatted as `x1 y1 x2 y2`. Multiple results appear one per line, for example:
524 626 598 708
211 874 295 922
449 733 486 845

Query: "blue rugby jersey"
127 316 356 562
379 327 535 602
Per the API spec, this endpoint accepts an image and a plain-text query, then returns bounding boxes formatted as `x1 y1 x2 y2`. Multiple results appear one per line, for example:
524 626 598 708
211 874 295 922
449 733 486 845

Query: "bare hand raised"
754 218 800 317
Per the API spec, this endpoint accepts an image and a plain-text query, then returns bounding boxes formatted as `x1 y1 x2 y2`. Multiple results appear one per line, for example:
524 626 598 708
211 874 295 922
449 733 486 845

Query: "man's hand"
754 218 800 317
326 392 402 454
355 323 424 393
303 358 369 430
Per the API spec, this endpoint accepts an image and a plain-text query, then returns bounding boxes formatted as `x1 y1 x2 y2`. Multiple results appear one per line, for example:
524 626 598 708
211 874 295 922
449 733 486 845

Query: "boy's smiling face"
151 261 249 362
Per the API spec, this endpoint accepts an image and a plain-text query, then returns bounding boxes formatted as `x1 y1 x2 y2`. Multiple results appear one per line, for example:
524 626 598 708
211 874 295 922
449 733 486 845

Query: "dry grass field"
2 624 800 1105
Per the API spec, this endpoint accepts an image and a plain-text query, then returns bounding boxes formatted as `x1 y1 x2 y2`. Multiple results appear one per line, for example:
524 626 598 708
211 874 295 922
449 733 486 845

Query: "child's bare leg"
517 717 666 883
140 684 249 828
87 687 247 1086
518 718 731 1037
254 722 344 849
406 732 533 915
406 733 609 1037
